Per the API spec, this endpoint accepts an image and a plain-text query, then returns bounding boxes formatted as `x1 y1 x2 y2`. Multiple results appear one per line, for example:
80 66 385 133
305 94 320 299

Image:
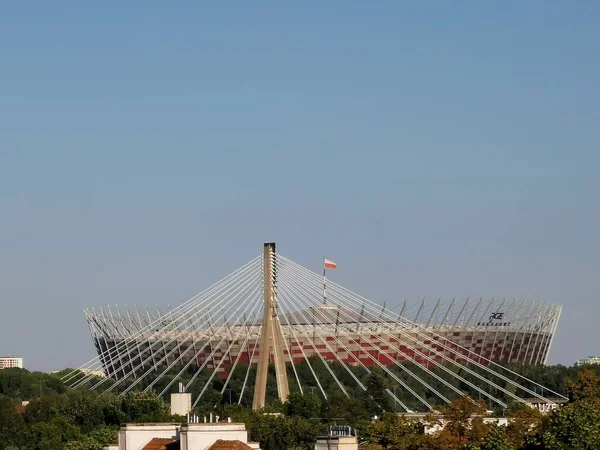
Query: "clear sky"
1 2 598 370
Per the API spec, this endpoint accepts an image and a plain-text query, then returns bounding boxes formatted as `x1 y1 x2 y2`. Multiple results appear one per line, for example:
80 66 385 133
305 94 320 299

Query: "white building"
0 356 23 369
575 356 600 366
117 421 260 450
315 427 358 450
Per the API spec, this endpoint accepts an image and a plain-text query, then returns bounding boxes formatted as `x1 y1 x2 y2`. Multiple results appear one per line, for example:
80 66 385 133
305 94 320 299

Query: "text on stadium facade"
477 312 511 327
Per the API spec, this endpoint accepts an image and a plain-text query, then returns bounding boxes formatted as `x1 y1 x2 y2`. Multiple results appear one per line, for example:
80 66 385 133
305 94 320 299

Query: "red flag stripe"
324 259 337 269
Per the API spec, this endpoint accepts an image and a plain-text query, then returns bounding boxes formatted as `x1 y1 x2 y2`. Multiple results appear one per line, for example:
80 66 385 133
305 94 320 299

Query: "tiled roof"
207 440 253 450
142 438 179 450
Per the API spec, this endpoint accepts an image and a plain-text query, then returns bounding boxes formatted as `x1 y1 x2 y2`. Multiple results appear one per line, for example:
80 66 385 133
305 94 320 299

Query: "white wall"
118 424 179 450
170 393 192 416
315 436 358 450
180 423 250 450
424 417 508 435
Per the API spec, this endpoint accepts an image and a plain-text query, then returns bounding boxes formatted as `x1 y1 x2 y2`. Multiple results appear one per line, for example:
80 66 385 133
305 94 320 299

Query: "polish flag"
324 259 337 269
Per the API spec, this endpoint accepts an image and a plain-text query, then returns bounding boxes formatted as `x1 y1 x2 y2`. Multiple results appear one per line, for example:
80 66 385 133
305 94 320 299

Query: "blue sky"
1 2 599 370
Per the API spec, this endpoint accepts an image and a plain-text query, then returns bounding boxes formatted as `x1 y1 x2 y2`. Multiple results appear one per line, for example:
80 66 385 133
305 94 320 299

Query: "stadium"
83 250 562 385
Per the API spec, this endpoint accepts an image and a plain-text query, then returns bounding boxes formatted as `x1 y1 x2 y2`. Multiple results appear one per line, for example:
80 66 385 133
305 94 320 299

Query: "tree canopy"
2 365 600 450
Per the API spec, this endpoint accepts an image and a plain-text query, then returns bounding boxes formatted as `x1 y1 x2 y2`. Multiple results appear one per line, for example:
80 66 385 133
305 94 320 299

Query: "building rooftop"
207 440 253 450
141 438 179 450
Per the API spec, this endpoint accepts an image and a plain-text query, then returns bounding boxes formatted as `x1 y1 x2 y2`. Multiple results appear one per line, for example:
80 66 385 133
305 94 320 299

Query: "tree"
0 396 27 450
365 413 421 450
60 390 106 433
321 391 369 425
506 405 543 449
542 398 600 450
120 390 170 422
361 372 392 418
286 391 321 419
565 369 600 402
62 426 118 450
24 394 66 424
30 416 81 450
538 368 600 450
425 396 490 450
480 424 510 450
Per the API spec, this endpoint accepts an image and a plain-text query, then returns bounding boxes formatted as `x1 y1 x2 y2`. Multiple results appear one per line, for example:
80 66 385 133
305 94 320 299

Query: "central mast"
252 242 289 410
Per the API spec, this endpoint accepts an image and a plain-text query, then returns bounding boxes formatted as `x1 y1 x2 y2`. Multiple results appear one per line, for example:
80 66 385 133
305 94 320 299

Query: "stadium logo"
477 312 511 327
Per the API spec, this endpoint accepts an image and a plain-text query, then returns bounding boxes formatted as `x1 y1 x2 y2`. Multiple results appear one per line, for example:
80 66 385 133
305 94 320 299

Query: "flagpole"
323 256 327 305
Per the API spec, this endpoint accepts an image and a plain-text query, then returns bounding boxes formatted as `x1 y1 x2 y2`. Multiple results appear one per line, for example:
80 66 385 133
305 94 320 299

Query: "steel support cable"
66 313 107 387
87 263 263 392
278 266 434 410
277 265 388 386
104 258 263 389
284 267 510 409
276 289 334 400
293 265 556 406
154 279 263 397
280 280 412 412
277 264 458 399
117 269 263 396
278 264 450 401
219 310 262 397
272 302 304 394
115 305 140 378
327 285 562 404
282 276 450 409
279 282 410 413
277 289 327 400
277 281 355 398
70 261 262 386
322 299 481 405
325 286 517 409
307 273 519 407
279 256 564 402
71 312 103 380
102 257 263 380
65 256 262 383
98 264 263 393
190 286 264 407
279 259 521 407
279 267 466 404
73 256 262 382
238 322 263 405
282 255 561 399
277 272 419 410
113 305 144 381
276 281 350 399
183 280 263 393
70 311 120 386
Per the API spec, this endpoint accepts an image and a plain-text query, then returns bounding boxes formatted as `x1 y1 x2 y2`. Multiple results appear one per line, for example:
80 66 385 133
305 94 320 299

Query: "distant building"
81 368 107 378
0 356 23 369
315 426 358 450
116 418 260 450
575 356 600 366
